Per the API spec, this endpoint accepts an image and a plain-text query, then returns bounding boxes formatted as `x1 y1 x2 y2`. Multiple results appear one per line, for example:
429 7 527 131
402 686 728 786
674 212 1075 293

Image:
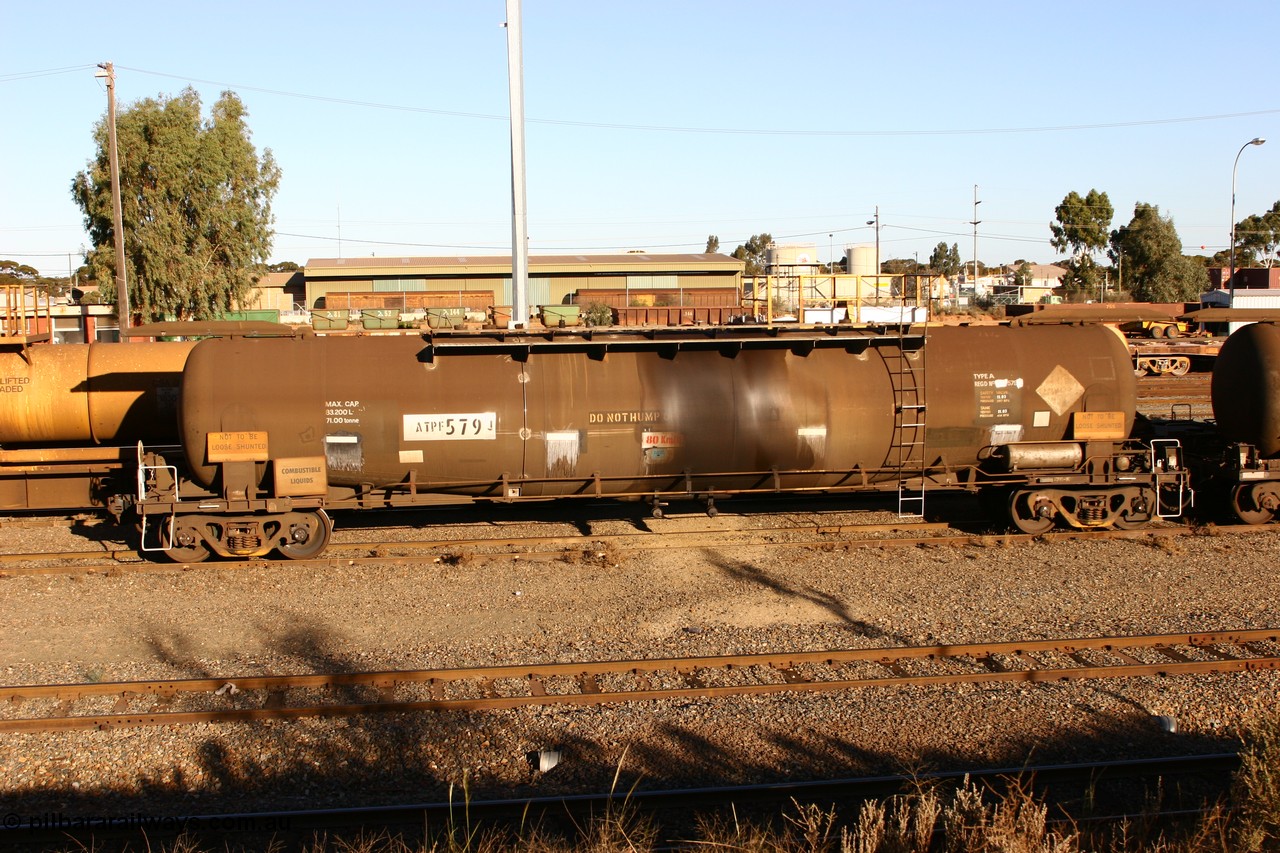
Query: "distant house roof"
304 253 744 278
1030 264 1067 280
256 270 304 288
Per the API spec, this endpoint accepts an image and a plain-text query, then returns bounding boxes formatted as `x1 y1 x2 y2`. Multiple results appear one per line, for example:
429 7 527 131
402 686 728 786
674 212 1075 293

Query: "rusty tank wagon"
0 338 195 512
1206 315 1280 523
135 322 1189 561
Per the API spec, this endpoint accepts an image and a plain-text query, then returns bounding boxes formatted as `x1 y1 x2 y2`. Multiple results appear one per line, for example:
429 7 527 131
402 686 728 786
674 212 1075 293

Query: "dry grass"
49 712 1280 853
1231 712 1280 852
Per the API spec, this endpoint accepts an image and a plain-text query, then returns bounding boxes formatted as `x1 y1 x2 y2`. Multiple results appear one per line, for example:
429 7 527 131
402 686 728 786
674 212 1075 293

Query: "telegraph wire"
114 65 1280 139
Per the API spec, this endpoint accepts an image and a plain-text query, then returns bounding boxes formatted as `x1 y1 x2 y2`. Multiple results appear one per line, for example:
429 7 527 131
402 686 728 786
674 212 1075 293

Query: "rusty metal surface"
1011 304 1189 324
122 320 301 338
86 340 195 442
0 344 92 443
1212 322 1280 457
178 324 1137 497
2 629 1275 732
1185 308 1280 323
0 341 194 445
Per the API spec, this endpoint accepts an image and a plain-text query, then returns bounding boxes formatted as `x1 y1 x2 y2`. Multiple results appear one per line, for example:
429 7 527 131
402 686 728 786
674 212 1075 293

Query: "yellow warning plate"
1072 412 1126 440
207 431 269 463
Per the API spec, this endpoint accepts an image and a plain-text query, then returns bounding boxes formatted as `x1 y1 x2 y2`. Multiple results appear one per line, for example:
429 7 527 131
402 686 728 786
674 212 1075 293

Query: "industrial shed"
302 253 744 320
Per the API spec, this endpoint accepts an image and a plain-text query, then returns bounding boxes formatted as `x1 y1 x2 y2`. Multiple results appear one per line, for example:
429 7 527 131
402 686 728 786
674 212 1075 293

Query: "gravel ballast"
0 508 1277 820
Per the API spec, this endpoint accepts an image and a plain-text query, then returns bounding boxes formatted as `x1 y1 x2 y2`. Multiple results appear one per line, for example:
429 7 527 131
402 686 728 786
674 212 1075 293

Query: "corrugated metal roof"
305 253 743 275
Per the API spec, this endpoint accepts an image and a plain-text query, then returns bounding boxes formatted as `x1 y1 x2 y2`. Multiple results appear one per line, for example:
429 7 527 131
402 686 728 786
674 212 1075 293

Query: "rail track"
0 515 1274 578
3 629 1276 734
1135 372 1211 419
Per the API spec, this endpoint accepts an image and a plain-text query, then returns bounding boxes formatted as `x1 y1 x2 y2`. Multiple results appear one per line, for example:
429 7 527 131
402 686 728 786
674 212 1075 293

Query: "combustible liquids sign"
273 457 328 497
403 412 497 441
207 431 269 463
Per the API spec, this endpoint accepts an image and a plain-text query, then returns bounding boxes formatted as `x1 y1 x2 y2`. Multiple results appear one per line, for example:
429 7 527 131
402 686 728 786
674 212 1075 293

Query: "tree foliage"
0 260 41 285
704 235 720 254
1050 190 1113 257
731 233 773 275
71 88 281 322
1014 261 1034 289
1050 190 1114 297
1235 201 1280 269
1057 255 1105 297
929 242 961 278
0 260 71 295
1110 203 1208 303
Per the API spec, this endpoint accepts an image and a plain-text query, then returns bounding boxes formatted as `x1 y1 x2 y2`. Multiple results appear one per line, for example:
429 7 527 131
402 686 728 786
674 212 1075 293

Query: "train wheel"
165 525 211 563
1008 490 1054 535
1231 485 1276 525
1169 358 1191 376
275 510 333 559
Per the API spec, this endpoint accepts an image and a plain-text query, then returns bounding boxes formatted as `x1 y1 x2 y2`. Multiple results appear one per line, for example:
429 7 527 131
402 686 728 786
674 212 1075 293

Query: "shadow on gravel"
8 614 1251 849
703 552 909 644
141 616 365 680
9 687 1243 849
67 516 134 549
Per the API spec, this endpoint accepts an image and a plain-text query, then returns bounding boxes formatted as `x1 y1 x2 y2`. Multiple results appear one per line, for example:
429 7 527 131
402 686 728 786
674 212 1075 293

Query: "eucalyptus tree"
1235 201 1280 268
72 88 281 321
1110 202 1208 302
1050 189 1113 296
928 241 961 278
731 233 773 275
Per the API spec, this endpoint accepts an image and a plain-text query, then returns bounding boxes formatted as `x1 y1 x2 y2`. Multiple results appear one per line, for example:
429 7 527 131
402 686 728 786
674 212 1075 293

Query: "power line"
0 64 95 83
114 65 1280 139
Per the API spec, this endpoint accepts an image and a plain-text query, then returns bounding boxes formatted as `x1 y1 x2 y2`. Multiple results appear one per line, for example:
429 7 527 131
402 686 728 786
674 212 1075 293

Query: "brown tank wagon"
1201 316 1280 522
135 323 1190 561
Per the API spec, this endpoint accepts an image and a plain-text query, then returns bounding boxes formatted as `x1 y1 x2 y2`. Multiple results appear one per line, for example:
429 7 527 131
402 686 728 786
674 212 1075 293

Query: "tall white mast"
505 0 529 329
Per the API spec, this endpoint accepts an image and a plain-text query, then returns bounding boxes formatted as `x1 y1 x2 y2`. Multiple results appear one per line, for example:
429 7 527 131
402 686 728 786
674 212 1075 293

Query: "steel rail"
0 519 956 569
2 630 1276 733
0 519 1273 576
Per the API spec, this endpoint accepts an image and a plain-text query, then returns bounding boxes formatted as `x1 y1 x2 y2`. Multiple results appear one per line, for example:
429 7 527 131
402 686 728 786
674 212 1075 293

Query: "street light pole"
1230 137 1266 302
94 62 130 334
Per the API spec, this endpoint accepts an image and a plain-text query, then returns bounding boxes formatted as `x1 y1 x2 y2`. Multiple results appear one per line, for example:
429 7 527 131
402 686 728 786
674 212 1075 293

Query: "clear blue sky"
4 1 1279 278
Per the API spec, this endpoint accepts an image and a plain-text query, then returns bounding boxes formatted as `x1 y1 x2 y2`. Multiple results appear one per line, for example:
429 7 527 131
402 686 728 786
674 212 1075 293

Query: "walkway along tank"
135 323 1189 560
